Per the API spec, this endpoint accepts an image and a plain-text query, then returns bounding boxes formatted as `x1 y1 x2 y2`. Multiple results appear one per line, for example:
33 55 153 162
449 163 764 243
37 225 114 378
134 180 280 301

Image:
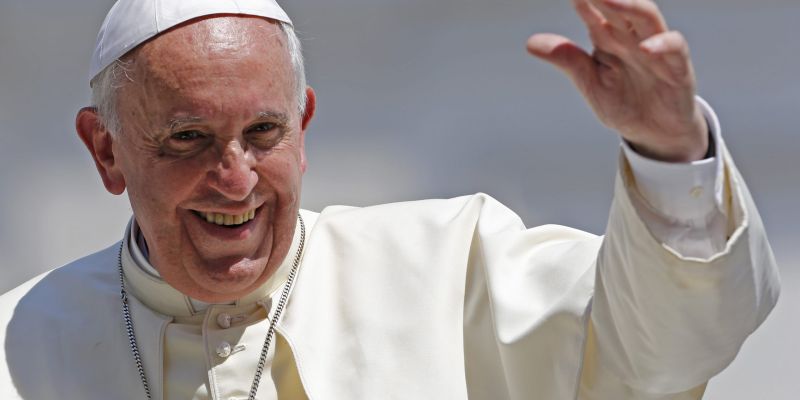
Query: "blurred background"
0 0 797 397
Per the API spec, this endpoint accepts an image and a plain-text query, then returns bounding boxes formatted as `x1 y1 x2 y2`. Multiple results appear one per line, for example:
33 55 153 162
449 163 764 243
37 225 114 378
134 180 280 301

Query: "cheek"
123 157 206 219
255 153 303 200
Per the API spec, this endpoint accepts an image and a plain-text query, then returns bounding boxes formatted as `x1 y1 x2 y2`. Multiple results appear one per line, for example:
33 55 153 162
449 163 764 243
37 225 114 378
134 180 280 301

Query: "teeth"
198 209 257 226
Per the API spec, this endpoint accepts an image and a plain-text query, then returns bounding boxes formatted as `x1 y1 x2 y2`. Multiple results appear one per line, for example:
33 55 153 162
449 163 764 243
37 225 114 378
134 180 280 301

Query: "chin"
189 257 270 300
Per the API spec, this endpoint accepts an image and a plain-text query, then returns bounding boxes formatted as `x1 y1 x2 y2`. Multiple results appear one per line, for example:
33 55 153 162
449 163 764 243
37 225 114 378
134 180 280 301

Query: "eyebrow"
164 111 290 132
257 111 290 126
166 116 203 132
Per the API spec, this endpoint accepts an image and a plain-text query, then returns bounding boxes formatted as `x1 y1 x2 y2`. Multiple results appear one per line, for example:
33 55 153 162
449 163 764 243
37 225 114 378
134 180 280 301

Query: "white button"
216 342 232 358
217 313 232 329
690 186 704 198
257 298 272 310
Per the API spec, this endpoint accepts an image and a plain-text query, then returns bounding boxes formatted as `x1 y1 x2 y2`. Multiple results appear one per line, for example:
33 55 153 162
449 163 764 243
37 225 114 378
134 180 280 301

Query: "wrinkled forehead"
90 0 292 83
136 15 286 64
116 17 295 122
130 16 291 89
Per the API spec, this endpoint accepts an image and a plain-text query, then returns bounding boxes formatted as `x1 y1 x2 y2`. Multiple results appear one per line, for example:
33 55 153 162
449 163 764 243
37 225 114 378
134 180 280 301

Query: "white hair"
90 20 307 135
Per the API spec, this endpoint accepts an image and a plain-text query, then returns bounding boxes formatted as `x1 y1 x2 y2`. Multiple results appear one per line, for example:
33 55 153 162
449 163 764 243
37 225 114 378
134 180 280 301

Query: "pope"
0 0 780 399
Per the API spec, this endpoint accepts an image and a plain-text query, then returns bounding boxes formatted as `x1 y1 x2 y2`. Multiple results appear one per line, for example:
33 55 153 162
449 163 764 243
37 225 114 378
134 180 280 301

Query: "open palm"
528 0 708 162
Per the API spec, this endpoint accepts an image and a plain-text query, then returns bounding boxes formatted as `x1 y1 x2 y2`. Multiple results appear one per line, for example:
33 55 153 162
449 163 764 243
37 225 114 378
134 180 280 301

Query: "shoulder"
0 242 121 317
0 241 121 330
313 193 596 243
0 242 122 398
302 195 599 280
316 193 518 229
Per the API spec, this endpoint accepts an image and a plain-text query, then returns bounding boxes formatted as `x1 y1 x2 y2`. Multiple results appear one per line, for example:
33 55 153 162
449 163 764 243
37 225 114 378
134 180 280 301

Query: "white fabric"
622 97 728 258
623 97 723 224
0 141 780 399
89 0 292 81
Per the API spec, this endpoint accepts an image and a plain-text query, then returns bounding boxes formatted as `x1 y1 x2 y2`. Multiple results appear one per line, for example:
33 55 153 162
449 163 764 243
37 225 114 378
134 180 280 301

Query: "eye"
246 123 285 150
162 130 212 156
249 123 276 133
171 130 205 141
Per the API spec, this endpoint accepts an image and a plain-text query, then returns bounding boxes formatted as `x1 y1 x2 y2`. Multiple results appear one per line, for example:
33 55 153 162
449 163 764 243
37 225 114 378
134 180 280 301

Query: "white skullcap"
89 0 292 83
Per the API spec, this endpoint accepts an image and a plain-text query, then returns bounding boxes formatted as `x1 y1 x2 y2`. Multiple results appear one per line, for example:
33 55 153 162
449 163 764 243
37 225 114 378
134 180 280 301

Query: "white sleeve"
621 97 727 258
580 97 781 396
584 133 781 395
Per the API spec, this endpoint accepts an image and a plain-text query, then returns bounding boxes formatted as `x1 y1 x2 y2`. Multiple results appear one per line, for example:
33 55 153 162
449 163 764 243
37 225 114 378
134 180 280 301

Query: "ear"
75 107 126 195
299 87 317 174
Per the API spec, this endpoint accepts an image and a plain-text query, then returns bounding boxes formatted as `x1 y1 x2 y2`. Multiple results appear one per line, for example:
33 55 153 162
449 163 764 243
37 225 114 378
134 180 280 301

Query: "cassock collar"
120 216 302 318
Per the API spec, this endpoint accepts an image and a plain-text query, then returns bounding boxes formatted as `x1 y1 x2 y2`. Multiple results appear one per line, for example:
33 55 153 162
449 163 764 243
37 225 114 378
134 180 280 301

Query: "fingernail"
642 37 663 52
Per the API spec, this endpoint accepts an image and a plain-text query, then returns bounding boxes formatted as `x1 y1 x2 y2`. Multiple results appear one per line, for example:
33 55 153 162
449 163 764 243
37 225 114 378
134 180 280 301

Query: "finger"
527 33 597 90
640 31 694 87
574 0 605 29
573 0 622 53
587 0 630 33
601 0 668 39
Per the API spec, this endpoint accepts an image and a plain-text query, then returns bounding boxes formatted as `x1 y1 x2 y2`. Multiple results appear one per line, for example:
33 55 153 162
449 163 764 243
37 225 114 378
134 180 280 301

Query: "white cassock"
0 102 780 399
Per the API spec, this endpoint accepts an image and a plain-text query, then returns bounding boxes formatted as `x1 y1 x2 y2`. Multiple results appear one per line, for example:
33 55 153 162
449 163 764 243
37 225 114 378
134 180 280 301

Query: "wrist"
627 109 709 162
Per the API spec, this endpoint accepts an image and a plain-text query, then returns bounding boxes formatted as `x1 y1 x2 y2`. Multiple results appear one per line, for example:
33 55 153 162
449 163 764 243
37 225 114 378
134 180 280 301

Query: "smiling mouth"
194 209 257 227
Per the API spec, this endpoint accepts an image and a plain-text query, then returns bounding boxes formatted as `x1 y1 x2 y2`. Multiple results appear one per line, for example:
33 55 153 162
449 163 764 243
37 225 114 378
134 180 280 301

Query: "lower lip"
190 209 260 241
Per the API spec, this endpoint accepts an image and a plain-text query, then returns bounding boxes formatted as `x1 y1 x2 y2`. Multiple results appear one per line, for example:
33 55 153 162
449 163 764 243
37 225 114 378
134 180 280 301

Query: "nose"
207 141 258 201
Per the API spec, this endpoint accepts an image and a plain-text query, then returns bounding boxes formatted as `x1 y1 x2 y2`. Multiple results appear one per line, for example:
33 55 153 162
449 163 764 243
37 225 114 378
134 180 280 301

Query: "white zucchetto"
89 0 292 83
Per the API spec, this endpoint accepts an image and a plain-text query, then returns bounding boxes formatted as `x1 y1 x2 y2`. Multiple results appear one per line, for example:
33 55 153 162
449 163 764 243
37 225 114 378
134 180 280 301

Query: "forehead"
121 16 295 123
140 16 285 60
137 15 288 82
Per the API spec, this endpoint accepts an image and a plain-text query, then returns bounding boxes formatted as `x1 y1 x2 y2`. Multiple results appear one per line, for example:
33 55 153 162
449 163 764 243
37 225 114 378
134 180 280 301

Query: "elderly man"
0 0 780 399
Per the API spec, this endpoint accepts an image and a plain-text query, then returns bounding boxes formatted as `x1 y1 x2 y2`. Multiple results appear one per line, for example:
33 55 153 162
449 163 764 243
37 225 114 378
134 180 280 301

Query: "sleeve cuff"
621 96 724 223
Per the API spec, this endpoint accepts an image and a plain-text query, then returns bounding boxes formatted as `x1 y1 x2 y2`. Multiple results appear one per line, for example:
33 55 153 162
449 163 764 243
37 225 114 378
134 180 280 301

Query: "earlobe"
299 87 317 173
300 145 308 174
301 87 316 132
75 107 126 195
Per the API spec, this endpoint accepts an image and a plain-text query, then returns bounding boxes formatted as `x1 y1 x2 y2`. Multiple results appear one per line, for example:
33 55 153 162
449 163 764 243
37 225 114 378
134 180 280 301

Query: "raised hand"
527 0 708 162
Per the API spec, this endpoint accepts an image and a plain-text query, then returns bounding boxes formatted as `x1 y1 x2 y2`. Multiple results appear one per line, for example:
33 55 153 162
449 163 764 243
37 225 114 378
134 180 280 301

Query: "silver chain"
118 214 306 400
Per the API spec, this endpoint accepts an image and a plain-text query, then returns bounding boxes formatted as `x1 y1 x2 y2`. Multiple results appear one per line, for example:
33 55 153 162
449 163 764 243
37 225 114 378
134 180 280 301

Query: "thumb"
527 33 596 91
